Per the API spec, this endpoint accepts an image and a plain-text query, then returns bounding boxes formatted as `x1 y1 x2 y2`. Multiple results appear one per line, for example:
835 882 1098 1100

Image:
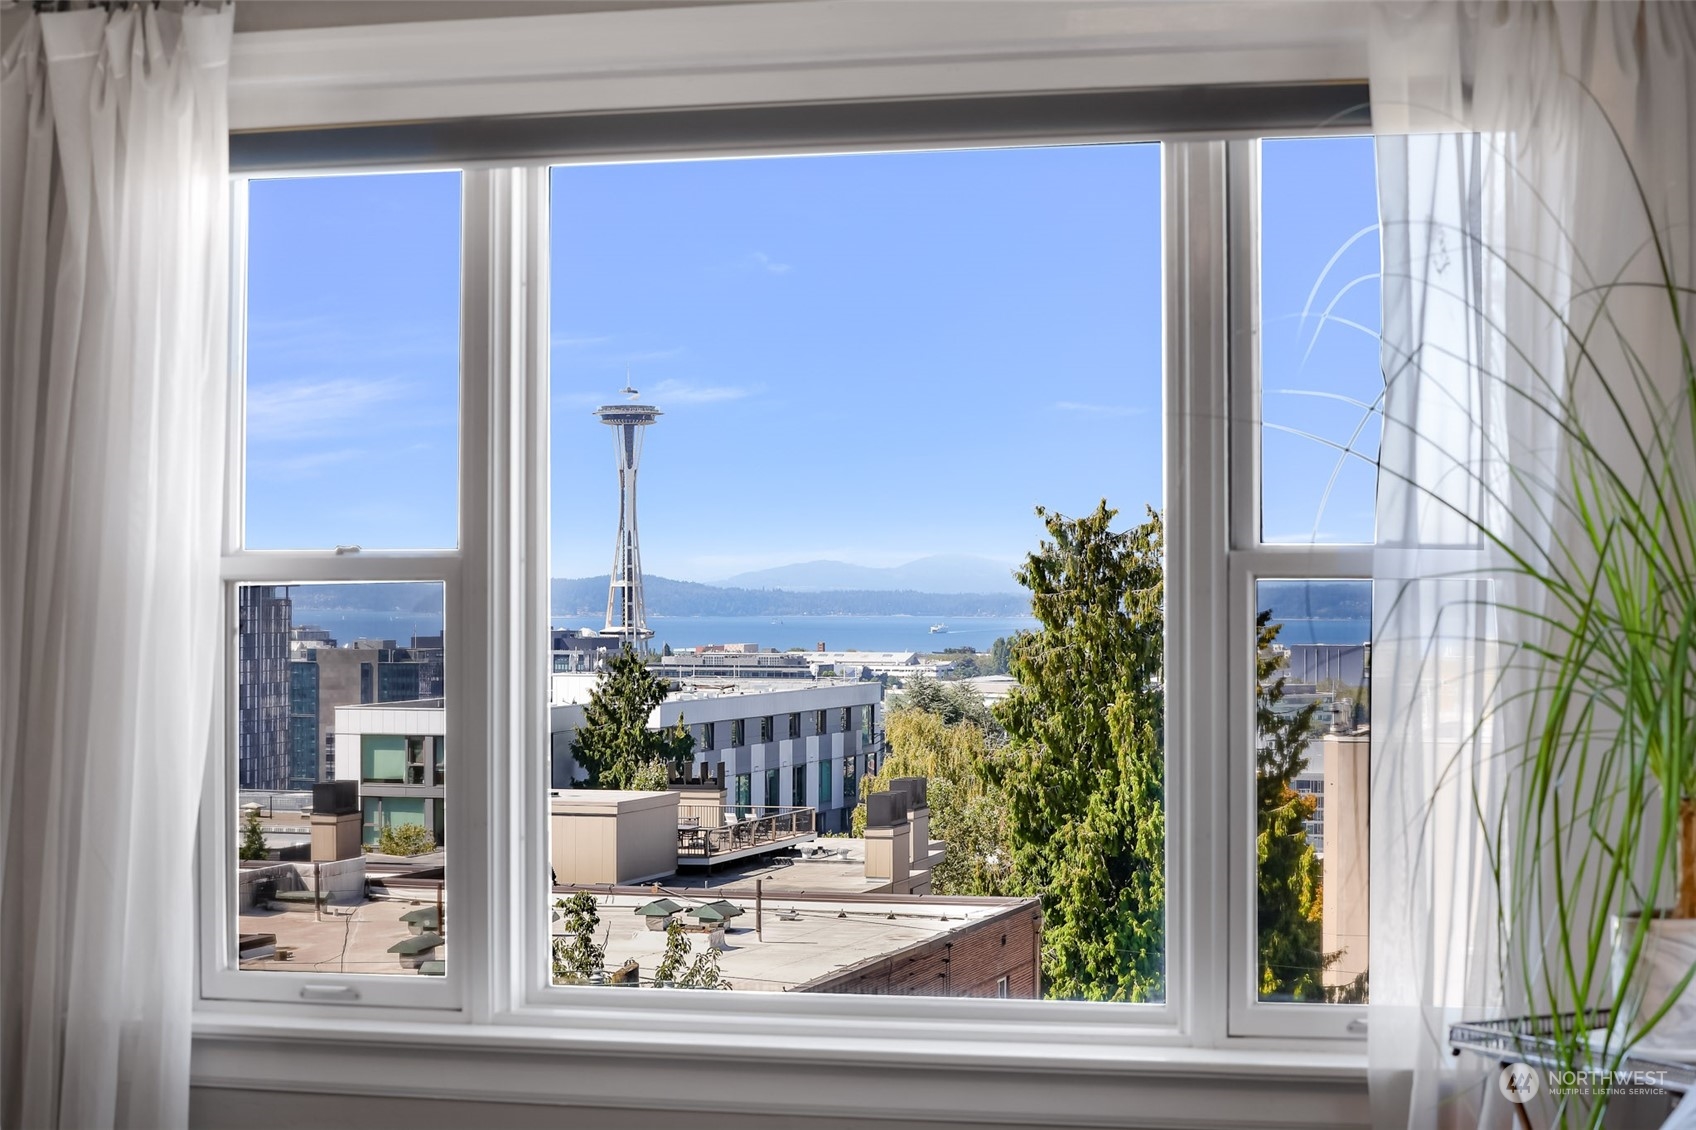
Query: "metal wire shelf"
1449 1009 1696 1097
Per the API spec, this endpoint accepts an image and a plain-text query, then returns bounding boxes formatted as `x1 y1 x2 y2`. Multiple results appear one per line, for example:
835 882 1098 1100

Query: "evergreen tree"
990 502 1165 1002
1254 609 1327 1000
889 676 1001 737
571 647 695 789
238 807 267 861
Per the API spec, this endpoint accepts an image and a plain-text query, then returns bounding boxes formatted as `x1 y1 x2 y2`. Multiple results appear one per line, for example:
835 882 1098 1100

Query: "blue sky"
1259 137 1383 544
244 139 1379 578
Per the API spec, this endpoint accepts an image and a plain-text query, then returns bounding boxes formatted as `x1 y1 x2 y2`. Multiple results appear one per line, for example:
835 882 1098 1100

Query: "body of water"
1264 618 1373 646
291 611 446 647
293 611 1369 655
552 614 1041 654
295 607 1377 651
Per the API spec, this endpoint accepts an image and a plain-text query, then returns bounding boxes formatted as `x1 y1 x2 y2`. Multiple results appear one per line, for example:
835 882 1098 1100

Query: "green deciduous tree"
572 647 695 789
551 892 606 984
652 920 727 989
1254 609 1327 1001
988 635 1014 676
373 822 437 857
854 708 1013 895
238 808 267 861
990 502 1165 1002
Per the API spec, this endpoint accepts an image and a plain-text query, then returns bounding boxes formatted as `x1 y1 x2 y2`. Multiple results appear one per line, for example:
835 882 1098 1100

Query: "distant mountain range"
552 575 1028 618
276 575 1371 625
719 554 1022 594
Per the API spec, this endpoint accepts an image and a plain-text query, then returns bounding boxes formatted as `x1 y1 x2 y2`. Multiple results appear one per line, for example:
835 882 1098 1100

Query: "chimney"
863 790 910 886
888 777 930 865
309 780 362 861
816 641 826 652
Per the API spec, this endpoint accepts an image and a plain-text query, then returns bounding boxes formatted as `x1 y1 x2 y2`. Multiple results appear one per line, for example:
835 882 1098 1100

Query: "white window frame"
200 166 500 1014
1223 139 1373 1040
196 6 1381 1123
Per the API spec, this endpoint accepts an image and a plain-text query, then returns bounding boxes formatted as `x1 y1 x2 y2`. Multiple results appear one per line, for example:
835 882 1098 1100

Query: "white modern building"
804 650 952 681
334 699 447 848
551 679 883 834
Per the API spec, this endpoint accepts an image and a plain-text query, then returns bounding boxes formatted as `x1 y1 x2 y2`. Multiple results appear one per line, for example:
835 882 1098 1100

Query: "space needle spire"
594 383 660 646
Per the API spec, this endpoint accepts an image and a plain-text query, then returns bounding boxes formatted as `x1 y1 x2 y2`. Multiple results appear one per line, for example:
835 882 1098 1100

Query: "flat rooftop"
674 838 938 895
665 677 873 700
239 894 445 976
554 888 1030 993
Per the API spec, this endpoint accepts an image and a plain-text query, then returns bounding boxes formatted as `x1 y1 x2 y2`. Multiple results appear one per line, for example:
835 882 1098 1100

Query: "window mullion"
1163 138 1231 1047
1225 136 1370 1039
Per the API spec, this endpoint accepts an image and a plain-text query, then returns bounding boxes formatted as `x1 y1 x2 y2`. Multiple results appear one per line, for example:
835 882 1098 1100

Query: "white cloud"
250 447 363 480
247 376 414 441
647 378 752 405
247 317 456 365
1052 400 1146 418
747 251 792 275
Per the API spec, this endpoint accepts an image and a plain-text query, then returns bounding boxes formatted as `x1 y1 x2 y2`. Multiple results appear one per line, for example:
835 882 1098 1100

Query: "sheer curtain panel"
1 7 233 1128
1369 3 1696 1128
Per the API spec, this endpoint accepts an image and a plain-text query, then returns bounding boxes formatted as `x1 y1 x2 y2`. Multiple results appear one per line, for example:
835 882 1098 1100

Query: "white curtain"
0 6 233 1128
1368 3 1696 1128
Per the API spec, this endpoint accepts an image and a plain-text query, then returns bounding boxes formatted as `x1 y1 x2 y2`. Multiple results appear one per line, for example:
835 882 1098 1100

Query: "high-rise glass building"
237 585 292 790
288 659 320 789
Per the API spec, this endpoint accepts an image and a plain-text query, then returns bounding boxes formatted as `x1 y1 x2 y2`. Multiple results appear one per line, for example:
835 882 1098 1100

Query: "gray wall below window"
188 1084 1376 1129
191 1089 973 1129
231 1 775 35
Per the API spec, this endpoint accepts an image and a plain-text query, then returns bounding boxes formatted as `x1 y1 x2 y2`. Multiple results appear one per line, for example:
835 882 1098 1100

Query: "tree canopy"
889 676 1002 738
855 707 1013 896
238 808 267 861
571 647 695 789
1254 609 1328 1001
990 501 1166 1002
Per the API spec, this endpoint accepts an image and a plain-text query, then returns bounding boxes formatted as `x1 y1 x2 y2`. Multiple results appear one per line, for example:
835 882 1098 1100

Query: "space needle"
595 385 660 646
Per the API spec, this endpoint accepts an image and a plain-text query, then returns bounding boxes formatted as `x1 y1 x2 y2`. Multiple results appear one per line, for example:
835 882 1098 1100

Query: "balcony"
676 804 816 866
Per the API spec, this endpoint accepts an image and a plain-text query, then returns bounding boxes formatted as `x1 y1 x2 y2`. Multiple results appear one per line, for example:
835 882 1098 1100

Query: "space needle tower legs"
594 386 660 649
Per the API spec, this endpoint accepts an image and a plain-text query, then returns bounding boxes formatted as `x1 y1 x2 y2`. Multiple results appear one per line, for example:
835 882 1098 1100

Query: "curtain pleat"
1368 3 1696 1127
0 7 232 1129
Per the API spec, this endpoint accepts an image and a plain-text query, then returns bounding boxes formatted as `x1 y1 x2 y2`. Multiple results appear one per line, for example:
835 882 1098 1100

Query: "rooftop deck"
676 804 816 867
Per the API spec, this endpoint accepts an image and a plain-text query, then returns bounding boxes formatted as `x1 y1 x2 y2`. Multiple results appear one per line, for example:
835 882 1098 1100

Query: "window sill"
192 1010 1370 1128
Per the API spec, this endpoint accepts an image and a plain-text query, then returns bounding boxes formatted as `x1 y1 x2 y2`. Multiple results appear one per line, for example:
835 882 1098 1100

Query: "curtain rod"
231 82 1372 174
30 1 204 10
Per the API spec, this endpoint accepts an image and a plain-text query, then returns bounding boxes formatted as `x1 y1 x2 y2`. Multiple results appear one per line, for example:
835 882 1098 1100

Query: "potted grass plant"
1402 118 1696 1123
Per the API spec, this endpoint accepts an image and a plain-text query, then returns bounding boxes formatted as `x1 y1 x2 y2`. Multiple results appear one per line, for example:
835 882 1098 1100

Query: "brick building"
795 899 1042 998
